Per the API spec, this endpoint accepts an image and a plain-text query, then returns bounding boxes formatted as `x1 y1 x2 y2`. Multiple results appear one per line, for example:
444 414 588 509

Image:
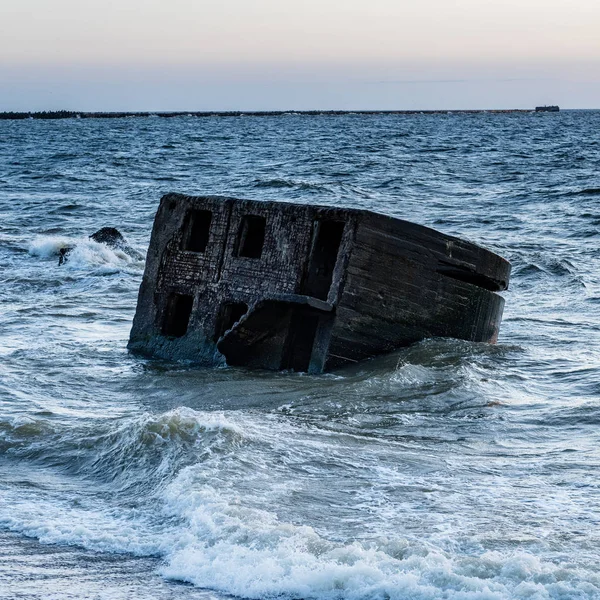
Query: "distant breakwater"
0 109 534 120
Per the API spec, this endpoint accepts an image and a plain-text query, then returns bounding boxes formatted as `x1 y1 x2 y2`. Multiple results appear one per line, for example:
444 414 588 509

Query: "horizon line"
1 108 588 120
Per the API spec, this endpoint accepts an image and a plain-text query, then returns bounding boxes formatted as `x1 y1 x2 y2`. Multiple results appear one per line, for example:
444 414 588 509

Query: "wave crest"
160 473 598 600
28 235 144 273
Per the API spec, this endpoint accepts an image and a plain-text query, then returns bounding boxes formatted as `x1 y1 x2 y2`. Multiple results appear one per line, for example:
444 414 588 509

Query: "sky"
1 0 599 110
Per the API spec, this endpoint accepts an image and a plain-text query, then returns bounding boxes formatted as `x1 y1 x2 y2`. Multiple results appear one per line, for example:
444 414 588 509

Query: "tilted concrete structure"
129 193 510 372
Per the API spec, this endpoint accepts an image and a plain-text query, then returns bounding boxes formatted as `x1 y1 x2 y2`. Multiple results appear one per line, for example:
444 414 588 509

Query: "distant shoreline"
0 109 544 120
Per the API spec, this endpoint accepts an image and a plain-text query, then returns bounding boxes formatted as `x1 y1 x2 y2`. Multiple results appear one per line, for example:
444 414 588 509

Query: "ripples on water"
1 112 600 599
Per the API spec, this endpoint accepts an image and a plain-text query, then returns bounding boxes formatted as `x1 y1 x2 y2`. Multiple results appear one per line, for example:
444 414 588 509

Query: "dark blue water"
1 112 600 599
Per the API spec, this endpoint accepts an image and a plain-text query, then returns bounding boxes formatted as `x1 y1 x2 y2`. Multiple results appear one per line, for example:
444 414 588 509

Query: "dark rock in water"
58 246 74 266
128 193 511 373
90 227 127 246
89 227 142 259
58 227 142 265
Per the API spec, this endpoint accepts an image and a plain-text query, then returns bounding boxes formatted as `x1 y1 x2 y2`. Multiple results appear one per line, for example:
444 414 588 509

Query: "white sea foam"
157 470 600 600
28 235 144 273
0 494 169 557
28 235 73 258
1 408 598 599
2 463 598 600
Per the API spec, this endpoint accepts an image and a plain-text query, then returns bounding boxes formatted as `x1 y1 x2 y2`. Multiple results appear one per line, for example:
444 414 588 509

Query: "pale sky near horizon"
1 0 599 110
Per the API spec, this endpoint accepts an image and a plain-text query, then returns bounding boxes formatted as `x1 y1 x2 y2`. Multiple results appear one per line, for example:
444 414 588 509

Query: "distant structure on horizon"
129 194 511 373
535 105 560 112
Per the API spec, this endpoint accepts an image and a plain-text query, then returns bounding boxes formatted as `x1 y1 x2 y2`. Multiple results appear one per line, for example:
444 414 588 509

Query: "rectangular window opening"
301 220 345 300
214 301 248 341
181 209 212 253
235 215 266 259
162 293 194 338
281 310 320 372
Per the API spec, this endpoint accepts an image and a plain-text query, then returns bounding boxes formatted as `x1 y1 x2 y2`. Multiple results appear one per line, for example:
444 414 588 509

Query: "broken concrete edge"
216 295 336 373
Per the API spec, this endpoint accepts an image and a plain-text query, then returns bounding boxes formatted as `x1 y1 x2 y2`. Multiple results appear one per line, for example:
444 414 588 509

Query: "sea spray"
28 235 144 273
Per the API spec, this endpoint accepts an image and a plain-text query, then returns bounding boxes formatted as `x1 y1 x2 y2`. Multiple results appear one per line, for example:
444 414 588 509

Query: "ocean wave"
0 490 168 557
28 235 144 273
27 235 72 258
512 255 578 279
0 415 55 452
82 409 246 481
0 401 596 599
253 178 330 192
26 172 87 182
48 203 82 214
2 408 246 491
159 471 600 599
567 188 600 196
3 462 597 600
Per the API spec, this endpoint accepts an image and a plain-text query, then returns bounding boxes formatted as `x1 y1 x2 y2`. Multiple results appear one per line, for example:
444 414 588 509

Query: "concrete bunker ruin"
129 193 511 373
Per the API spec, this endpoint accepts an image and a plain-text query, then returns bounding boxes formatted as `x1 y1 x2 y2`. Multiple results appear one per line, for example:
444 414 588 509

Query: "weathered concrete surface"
128 194 511 372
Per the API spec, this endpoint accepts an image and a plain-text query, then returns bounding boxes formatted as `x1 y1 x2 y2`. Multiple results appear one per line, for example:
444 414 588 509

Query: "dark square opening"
162 293 194 338
281 309 320 372
181 209 212 253
301 219 345 300
235 215 266 259
214 301 248 341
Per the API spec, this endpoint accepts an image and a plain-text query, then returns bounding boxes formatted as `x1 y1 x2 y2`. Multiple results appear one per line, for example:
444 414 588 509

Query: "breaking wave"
1 408 245 488
2 462 598 600
162 505 599 600
2 407 599 599
28 235 144 273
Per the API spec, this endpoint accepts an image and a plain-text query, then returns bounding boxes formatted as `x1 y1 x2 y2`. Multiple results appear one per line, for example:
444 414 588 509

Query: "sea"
1 111 599 600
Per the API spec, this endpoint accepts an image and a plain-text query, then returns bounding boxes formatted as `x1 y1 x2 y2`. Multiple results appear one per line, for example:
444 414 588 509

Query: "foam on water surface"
2 406 599 599
2 112 600 599
28 234 144 274
1 463 598 600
